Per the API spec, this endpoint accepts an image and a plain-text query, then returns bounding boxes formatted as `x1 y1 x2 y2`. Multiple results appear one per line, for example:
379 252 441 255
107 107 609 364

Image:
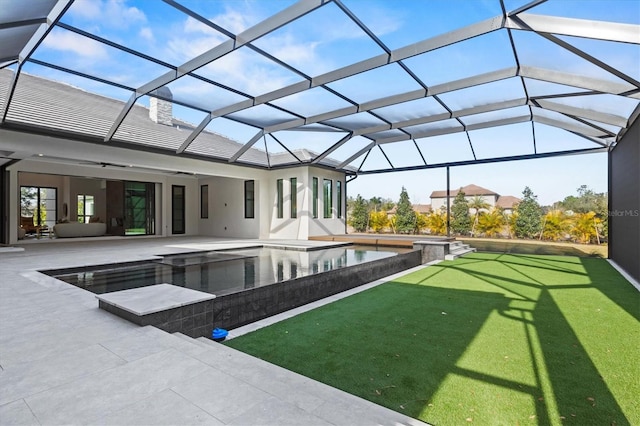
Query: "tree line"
347 185 607 244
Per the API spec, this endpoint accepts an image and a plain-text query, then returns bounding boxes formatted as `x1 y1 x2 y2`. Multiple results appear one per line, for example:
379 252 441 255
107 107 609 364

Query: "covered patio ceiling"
1 0 639 175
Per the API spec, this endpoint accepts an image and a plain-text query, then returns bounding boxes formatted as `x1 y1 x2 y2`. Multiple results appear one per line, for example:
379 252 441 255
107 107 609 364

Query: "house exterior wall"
198 176 261 239
306 167 346 237
266 167 346 239
609 118 640 283
2 129 347 243
9 160 199 241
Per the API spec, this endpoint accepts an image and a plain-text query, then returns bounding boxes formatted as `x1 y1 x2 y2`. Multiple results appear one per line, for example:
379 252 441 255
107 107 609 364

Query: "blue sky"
17 0 640 205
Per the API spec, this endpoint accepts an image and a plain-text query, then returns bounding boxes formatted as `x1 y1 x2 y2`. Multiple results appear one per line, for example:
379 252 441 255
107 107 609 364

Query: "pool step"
197 336 228 348
172 332 214 350
445 241 476 261
137 326 209 357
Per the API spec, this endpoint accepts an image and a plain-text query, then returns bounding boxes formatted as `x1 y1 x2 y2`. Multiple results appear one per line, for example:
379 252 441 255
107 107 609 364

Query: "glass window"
20 186 57 231
290 177 297 218
172 185 185 234
323 179 332 219
245 180 255 219
200 185 208 219
276 179 283 219
312 177 318 218
77 194 94 223
336 181 342 219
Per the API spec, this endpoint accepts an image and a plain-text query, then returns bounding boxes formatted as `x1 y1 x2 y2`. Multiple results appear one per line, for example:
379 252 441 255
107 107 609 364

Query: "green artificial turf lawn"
225 253 640 425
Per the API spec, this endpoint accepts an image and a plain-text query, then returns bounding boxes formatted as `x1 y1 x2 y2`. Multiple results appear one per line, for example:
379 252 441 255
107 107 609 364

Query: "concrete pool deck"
1 236 428 425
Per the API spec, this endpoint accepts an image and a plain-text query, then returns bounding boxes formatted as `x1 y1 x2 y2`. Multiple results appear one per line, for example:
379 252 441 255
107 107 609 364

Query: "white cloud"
164 6 318 95
166 12 297 96
263 33 319 65
139 27 154 42
68 0 103 19
42 30 108 59
213 9 251 34
183 16 219 36
166 17 228 62
69 0 146 28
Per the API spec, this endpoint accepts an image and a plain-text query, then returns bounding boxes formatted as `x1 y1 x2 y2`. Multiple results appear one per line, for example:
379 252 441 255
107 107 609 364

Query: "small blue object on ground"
212 327 228 342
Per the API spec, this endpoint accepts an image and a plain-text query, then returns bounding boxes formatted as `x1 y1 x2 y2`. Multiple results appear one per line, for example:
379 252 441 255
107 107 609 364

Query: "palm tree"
506 210 518 238
476 207 506 238
369 210 389 233
571 211 601 244
388 215 397 234
426 210 447 235
415 212 429 234
468 195 490 236
541 210 571 241
369 196 382 212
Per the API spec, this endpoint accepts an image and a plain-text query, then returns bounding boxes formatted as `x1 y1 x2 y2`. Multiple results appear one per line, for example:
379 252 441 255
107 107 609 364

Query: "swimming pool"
49 245 410 296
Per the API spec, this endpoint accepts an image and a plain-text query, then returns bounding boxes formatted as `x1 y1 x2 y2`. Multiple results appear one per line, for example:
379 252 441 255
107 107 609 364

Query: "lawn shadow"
364 283 512 418
579 257 640 322
431 254 633 424
534 289 630 425
226 253 635 425
227 282 513 421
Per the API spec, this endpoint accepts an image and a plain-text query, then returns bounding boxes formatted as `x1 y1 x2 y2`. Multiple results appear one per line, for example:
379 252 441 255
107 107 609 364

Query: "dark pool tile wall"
98 299 214 338
211 249 421 330
98 250 421 338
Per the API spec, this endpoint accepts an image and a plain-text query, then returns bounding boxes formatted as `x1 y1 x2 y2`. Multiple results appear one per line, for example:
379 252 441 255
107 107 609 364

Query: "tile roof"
1 70 350 170
496 195 521 209
430 184 498 198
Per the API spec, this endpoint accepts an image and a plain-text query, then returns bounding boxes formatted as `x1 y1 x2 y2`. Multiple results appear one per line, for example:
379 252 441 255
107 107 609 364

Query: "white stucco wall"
264 167 346 239
2 129 347 243
306 167 346 238
198 176 261 239
267 168 306 239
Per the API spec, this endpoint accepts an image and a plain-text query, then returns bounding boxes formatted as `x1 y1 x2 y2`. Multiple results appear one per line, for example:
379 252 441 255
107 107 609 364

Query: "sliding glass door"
124 182 155 235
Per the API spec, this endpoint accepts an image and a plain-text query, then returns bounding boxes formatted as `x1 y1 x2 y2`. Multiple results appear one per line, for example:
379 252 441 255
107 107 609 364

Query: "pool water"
51 245 409 296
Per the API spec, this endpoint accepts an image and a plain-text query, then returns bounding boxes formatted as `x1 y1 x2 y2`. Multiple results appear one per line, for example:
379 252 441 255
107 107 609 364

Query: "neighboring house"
430 184 520 214
495 195 522 215
386 204 432 217
413 204 433 215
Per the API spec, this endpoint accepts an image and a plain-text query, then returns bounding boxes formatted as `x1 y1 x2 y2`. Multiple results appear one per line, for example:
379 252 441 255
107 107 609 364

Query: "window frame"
290 177 297 219
244 180 255 219
336 180 342 219
276 179 284 219
323 179 332 219
200 185 208 219
312 177 318 219
171 185 185 234
20 186 57 229
77 193 94 223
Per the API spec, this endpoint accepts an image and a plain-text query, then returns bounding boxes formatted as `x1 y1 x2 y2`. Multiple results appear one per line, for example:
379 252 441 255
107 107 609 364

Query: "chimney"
150 87 173 126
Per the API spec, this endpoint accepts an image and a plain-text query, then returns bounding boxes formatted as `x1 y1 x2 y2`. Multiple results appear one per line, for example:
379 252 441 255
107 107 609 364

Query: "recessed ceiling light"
37 153 44 157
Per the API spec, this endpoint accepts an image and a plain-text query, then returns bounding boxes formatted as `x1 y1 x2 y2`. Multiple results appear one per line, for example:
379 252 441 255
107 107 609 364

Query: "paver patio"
0 236 427 425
